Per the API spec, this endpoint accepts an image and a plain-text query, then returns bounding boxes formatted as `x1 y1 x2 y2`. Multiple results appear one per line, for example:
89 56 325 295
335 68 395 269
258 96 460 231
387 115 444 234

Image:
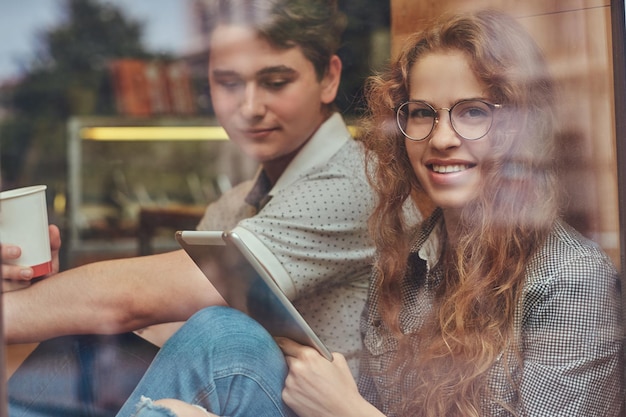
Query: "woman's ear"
320 55 342 105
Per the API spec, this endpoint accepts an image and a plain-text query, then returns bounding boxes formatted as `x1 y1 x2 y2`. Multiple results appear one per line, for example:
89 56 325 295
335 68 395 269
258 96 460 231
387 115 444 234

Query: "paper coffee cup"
0 185 52 278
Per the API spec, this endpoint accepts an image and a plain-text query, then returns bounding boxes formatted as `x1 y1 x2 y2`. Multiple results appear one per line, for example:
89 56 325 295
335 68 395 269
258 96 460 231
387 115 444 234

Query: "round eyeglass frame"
396 99 502 141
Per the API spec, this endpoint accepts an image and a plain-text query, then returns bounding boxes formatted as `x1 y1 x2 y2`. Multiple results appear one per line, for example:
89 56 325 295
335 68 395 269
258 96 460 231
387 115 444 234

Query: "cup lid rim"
0 185 47 200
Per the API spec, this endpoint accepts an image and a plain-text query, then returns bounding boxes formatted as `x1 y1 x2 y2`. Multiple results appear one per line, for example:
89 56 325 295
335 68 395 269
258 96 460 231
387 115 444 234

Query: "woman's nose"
428 112 462 149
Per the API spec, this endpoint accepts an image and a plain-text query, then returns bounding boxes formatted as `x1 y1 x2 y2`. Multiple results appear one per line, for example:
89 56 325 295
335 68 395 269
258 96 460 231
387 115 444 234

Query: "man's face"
208 24 338 168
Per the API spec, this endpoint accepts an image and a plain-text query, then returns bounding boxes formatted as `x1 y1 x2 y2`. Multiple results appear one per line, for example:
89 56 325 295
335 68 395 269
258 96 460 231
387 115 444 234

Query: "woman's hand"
2 224 61 282
277 337 384 417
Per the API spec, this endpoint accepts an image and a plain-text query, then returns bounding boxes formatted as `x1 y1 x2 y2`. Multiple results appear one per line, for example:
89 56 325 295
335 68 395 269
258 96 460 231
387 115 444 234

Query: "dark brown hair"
202 0 346 80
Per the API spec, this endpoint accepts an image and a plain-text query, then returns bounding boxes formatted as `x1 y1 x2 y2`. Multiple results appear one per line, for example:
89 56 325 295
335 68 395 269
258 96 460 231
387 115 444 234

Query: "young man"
5 1 421 416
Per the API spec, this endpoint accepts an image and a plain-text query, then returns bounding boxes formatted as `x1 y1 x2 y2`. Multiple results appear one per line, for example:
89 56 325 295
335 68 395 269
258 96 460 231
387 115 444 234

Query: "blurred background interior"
1 0 391 269
2 0 626 385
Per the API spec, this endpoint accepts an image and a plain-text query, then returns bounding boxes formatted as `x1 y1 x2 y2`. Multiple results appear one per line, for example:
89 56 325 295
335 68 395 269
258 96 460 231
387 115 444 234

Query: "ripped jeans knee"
116 307 294 417
130 396 211 417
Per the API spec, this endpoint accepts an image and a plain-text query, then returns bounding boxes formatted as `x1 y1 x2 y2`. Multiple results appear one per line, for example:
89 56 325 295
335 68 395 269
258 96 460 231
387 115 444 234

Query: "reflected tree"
1 0 159 191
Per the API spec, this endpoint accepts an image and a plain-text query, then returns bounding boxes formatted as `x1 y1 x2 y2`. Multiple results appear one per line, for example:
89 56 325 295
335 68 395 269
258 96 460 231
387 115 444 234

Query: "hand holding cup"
0 185 59 291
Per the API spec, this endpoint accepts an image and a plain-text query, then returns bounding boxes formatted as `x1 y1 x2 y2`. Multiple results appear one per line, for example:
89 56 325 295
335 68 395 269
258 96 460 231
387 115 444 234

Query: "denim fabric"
118 306 296 417
8 333 159 417
125 397 179 417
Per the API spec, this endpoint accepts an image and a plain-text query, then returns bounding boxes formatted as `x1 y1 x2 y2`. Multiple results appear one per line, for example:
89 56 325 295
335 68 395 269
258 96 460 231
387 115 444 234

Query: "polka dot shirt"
199 114 376 376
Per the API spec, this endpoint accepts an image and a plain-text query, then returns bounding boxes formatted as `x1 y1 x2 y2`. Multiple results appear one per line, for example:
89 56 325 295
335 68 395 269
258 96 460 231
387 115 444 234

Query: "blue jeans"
9 332 159 417
117 306 296 417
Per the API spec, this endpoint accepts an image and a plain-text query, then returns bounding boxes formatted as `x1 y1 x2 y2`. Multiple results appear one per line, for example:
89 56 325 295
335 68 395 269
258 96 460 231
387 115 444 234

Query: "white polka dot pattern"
240 139 375 375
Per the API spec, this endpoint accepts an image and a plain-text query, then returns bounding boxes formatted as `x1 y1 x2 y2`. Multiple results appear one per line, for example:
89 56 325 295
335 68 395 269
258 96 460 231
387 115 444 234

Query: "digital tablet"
175 229 333 361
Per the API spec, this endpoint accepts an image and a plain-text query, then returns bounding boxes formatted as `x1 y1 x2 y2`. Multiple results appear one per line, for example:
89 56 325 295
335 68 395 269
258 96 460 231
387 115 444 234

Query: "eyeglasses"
396 99 501 141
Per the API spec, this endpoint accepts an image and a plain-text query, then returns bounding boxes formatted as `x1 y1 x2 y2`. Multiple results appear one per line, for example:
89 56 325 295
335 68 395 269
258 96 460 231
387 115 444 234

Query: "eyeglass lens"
397 100 495 141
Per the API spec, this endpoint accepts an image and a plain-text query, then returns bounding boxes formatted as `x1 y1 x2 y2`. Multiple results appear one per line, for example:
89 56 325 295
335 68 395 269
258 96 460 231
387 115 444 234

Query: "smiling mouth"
430 164 474 173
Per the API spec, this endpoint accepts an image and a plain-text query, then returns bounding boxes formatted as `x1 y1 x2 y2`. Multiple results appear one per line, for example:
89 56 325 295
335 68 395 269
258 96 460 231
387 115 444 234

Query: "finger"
275 337 303 357
49 225 62 251
2 244 22 261
2 263 33 281
1 244 34 280
276 338 323 361
48 225 62 275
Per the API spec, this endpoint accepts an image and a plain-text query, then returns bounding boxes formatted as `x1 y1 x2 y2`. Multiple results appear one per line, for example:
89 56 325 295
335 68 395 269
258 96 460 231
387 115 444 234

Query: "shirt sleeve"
195 180 256 232
519 252 624 416
237 158 375 300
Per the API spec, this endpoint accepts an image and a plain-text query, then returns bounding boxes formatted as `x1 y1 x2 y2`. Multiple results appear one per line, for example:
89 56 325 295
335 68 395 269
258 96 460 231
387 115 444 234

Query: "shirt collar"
268 112 351 196
418 223 442 272
244 169 273 211
412 208 443 272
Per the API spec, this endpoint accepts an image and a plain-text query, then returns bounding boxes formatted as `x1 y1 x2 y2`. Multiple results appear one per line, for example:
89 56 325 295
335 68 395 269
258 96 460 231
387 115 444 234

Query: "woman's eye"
455 103 490 120
409 108 435 120
465 107 488 118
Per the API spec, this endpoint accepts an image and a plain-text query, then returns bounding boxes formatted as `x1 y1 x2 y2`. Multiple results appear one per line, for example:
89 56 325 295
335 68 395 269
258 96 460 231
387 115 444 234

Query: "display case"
65 116 256 266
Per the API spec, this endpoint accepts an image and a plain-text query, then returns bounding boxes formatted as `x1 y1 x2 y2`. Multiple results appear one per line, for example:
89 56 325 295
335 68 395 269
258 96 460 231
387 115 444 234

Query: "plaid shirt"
358 209 624 416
